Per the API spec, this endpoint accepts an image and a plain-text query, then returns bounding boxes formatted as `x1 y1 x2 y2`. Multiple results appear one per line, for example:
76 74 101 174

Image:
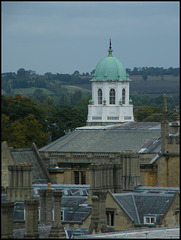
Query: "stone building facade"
6 163 34 201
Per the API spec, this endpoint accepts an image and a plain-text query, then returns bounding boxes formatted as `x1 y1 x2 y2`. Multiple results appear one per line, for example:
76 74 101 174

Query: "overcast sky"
1 1 180 75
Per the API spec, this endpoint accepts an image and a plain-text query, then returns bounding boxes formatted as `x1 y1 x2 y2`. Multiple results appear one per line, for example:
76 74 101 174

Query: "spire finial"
108 38 113 56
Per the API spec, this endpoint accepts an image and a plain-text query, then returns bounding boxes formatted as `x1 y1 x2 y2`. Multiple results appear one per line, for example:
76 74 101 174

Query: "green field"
11 74 179 99
130 75 179 97
13 87 55 96
63 85 91 94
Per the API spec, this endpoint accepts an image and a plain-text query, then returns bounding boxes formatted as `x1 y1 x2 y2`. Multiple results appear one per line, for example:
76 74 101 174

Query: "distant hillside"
130 75 179 97
1 67 179 99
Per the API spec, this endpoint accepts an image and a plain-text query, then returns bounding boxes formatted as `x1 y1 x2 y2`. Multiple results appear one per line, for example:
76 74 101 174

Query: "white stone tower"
87 40 134 126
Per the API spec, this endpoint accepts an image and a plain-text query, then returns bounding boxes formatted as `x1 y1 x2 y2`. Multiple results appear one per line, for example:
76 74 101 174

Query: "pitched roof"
10 143 51 183
39 122 161 153
62 196 91 223
33 184 91 223
112 192 175 224
3 184 91 224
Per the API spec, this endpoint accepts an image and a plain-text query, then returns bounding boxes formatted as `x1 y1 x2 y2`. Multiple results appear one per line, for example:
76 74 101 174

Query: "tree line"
1 94 179 149
2 67 179 94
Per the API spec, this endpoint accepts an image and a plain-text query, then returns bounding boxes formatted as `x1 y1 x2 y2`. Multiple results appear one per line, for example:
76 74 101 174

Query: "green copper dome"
92 40 130 81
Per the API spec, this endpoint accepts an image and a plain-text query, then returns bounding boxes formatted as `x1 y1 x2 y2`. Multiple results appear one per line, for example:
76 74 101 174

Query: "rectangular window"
92 116 102 120
106 211 115 227
74 171 86 184
81 171 86 184
61 210 64 221
111 212 114 226
52 209 64 221
124 116 131 120
144 216 156 224
74 171 79 184
107 117 119 120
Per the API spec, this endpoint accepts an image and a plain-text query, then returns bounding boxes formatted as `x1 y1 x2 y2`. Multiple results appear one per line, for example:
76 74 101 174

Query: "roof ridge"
131 193 140 224
110 192 134 222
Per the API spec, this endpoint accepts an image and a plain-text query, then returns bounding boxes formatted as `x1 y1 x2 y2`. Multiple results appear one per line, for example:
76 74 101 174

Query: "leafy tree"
134 106 161 121
143 113 162 122
1 114 11 141
71 90 82 106
1 95 47 129
75 94 91 123
8 114 49 148
47 105 85 141
17 68 26 77
73 70 80 75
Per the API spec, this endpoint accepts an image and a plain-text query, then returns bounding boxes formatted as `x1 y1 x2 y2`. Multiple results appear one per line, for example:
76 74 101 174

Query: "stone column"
89 164 95 202
23 167 28 187
161 94 169 153
39 188 53 224
24 199 39 239
89 195 100 234
114 164 122 193
46 189 53 223
39 189 46 224
1 201 14 239
109 166 114 191
49 191 66 239
96 191 107 228
17 165 22 187
8 167 13 187
7 164 33 201
13 166 18 188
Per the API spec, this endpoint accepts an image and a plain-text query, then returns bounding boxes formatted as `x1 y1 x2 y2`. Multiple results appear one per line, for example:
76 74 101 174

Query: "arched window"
109 89 115 104
122 89 125 104
98 89 102 104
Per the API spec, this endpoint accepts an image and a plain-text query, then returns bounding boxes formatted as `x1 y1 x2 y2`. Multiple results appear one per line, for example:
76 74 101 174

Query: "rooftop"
76 226 180 239
39 122 161 153
10 143 50 183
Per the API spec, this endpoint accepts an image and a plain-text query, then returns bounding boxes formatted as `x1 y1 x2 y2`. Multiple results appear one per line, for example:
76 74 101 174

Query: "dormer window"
144 216 156 224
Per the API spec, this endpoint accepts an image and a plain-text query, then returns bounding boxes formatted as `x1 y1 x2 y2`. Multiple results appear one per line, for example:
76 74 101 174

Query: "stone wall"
160 192 180 227
1 142 14 189
157 155 180 187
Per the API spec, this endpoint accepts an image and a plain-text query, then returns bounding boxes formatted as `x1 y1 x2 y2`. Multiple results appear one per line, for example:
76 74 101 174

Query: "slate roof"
62 196 91 223
33 184 91 224
65 228 90 239
112 191 175 224
13 225 90 239
33 184 90 196
39 122 161 153
134 185 180 194
138 137 161 153
77 227 180 239
4 184 91 224
10 144 51 183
